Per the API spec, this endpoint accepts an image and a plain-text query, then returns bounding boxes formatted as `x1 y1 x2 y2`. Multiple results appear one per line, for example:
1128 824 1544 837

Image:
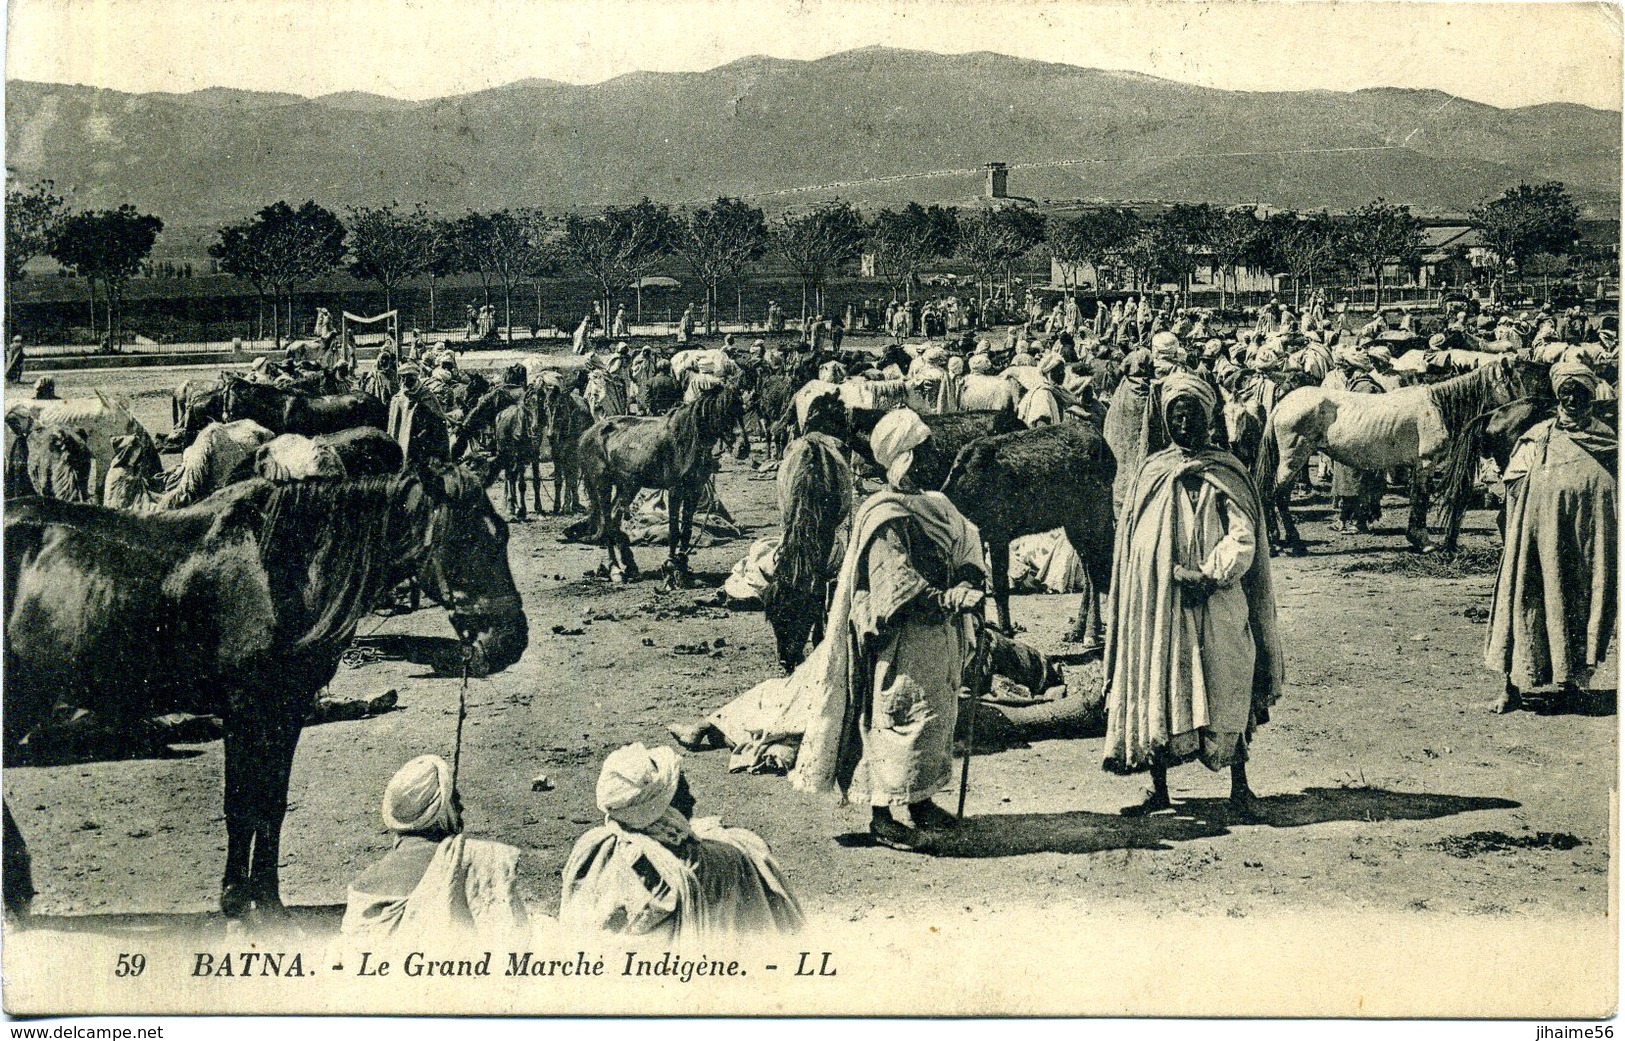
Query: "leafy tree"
5 179 67 334
559 198 679 328
771 202 867 325
675 198 768 334
1344 199 1424 308
1471 181 1582 291
456 209 551 343
1046 208 1141 294
210 201 345 346
416 214 462 331
957 208 1045 308
50 205 164 351
1260 212 1345 306
347 202 428 311
867 203 959 304
1206 208 1265 310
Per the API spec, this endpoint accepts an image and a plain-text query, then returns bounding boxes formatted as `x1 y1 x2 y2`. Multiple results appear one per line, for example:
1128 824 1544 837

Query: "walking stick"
957 611 993 820
451 656 470 789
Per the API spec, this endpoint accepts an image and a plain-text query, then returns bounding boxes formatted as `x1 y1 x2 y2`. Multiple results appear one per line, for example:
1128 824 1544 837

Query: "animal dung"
530 773 554 792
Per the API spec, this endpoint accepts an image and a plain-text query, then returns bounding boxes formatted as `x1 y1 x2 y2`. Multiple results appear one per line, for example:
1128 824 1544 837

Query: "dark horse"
941 419 1117 644
763 393 852 672
458 368 548 519
222 374 387 437
543 379 594 514
3 465 528 920
169 377 226 449
846 408 1023 486
577 384 747 584
738 366 796 461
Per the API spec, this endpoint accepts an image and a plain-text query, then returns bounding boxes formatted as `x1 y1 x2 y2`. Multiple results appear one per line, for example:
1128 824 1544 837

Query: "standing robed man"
792 409 987 852
1101 371 1284 821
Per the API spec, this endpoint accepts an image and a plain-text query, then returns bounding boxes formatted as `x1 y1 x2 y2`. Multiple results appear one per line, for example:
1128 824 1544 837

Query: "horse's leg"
219 717 259 918
1275 479 1304 555
3 802 35 919
1063 521 1109 649
1275 437 1313 555
532 459 546 514
246 713 304 918
1407 463 1434 552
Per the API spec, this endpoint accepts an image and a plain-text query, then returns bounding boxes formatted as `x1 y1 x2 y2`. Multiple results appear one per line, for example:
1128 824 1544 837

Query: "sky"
5 0 1622 110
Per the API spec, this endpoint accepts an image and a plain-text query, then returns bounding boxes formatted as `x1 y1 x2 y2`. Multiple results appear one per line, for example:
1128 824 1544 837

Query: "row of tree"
4 178 1592 348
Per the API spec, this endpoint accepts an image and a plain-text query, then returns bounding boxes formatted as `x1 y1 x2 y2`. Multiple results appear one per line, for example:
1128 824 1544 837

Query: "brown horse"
222 375 387 437
940 418 1117 644
763 394 852 672
3 465 527 920
544 379 594 514
577 384 747 584
458 368 548 519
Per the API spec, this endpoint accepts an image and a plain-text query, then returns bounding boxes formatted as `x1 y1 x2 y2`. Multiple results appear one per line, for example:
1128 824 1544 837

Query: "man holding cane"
793 409 987 852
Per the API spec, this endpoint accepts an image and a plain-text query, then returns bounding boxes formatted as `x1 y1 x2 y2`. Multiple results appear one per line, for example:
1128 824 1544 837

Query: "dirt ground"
4 360 1615 933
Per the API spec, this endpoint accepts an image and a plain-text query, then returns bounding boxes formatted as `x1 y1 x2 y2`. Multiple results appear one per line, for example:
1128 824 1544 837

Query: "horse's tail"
778 440 847 592
1431 410 1489 532
1253 409 1282 503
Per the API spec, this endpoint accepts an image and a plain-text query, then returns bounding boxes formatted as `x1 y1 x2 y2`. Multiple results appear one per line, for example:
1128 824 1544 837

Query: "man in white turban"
1102 372 1284 822
341 755 528 942
561 743 804 942
792 410 987 852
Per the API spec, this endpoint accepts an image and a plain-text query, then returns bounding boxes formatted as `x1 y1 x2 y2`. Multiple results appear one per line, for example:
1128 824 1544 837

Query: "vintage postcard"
1 0 1619 1022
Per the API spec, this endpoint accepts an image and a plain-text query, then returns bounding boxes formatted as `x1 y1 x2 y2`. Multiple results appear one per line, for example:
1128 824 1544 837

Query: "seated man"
341 754 529 942
560 743 804 942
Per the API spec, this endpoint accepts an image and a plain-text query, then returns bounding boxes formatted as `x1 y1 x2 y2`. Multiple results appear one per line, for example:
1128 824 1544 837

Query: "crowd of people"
6 280 1616 947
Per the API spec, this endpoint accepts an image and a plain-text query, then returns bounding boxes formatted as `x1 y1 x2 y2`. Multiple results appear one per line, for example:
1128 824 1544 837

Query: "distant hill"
7 47 1620 225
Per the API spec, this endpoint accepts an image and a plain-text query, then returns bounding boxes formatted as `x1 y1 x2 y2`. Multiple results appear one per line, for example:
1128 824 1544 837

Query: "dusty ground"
4 360 1615 935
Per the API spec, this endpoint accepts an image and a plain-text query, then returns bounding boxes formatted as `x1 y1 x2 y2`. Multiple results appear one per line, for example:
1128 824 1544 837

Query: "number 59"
114 953 146 977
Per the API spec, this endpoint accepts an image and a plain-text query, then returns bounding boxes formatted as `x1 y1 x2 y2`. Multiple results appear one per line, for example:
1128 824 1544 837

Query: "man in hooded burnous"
1485 360 1617 714
1101 372 1285 822
792 409 987 852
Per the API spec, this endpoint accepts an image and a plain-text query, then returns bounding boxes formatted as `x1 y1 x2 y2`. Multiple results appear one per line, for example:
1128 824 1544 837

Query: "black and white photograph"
1 0 1619 1022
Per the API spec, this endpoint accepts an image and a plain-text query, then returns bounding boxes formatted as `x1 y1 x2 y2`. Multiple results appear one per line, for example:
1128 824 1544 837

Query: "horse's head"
1502 355 1554 402
415 463 528 677
219 374 251 422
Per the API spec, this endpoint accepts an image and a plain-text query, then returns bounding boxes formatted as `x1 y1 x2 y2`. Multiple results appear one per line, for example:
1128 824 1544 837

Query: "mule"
3 464 527 921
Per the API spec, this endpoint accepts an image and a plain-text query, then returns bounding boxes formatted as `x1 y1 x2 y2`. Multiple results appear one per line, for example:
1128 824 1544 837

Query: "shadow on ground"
905 786 1519 858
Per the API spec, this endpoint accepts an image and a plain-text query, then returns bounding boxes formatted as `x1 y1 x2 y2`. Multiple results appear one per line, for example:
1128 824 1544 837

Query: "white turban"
870 408 931 488
1160 371 1218 422
968 353 993 374
1150 330 1182 357
596 743 682 830
381 754 462 837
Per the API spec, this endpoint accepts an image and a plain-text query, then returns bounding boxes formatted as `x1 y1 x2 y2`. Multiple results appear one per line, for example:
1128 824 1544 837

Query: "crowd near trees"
2 176 1606 348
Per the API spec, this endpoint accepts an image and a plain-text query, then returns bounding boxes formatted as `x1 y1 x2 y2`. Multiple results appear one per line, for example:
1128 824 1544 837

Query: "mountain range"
7 47 1620 226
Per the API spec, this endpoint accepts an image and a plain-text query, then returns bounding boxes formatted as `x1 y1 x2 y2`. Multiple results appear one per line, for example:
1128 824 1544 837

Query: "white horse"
1262 356 1550 553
